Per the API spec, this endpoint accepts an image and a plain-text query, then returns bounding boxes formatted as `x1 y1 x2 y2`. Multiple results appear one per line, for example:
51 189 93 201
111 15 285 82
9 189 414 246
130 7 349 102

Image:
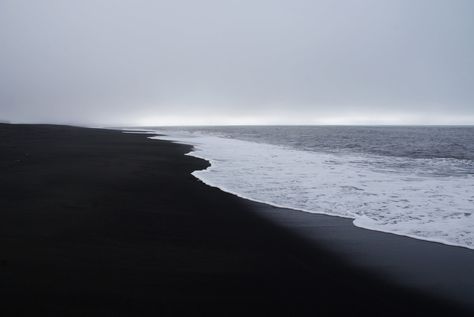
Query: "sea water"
150 126 474 250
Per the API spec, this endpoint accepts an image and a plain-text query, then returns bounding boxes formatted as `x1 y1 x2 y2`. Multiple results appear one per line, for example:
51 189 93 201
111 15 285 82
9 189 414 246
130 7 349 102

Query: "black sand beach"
0 123 471 316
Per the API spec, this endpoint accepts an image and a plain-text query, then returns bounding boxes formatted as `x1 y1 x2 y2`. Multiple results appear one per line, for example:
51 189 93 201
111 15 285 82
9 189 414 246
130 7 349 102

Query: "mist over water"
152 126 474 249
1 1 474 125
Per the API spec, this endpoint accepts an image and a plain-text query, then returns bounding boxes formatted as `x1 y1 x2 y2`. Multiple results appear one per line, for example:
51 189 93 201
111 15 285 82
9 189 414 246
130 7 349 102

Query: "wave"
152 131 474 250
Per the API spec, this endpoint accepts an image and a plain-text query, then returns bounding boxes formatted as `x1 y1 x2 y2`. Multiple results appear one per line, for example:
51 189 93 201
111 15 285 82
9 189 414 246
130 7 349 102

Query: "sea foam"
152 131 474 250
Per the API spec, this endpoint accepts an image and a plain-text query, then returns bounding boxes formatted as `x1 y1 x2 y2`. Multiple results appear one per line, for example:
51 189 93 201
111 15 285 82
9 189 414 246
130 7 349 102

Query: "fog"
1 0 473 125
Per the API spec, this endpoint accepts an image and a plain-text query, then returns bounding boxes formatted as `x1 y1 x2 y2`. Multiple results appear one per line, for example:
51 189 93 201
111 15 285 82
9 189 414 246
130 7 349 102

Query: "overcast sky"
1 0 473 125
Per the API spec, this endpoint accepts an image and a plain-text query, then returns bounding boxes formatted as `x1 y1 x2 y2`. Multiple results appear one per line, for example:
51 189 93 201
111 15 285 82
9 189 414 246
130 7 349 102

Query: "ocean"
150 126 474 250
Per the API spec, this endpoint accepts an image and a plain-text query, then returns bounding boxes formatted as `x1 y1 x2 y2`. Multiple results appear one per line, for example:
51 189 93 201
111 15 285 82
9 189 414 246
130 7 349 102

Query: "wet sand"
249 202 474 310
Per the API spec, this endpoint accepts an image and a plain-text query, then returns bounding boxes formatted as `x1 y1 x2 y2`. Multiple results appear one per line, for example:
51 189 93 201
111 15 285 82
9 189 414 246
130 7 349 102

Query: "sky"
0 0 473 126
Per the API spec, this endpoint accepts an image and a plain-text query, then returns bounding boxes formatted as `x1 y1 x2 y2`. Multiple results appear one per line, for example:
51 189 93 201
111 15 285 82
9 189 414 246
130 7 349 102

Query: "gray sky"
1 0 473 125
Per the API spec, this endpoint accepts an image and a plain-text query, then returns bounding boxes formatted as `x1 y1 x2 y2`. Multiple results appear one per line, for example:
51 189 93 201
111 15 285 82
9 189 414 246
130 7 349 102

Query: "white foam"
152 131 474 250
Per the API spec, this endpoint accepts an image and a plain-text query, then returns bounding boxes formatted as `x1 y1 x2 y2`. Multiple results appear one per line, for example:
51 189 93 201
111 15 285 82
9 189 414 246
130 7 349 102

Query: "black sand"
0 124 471 316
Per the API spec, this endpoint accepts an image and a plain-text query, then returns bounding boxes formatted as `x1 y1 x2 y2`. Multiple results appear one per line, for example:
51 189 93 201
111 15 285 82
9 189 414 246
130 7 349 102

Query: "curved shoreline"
1 123 470 316
151 133 474 310
153 133 474 251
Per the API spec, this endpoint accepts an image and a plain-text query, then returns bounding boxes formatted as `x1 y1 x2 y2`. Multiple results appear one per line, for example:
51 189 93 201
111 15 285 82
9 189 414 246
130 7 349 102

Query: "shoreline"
195 162 474 251
153 132 474 309
154 132 474 251
1 123 472 316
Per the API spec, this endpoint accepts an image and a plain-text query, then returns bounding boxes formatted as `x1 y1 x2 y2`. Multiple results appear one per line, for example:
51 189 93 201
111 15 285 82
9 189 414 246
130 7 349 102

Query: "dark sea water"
152 126 474 249
194 126 474 159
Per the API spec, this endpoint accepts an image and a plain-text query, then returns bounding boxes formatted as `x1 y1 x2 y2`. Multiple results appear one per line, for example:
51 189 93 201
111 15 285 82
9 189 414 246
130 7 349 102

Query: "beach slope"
0 124 469 316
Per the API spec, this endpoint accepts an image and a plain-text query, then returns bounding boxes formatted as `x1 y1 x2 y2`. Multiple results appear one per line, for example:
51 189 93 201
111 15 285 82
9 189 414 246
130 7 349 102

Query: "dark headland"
0 123 471 316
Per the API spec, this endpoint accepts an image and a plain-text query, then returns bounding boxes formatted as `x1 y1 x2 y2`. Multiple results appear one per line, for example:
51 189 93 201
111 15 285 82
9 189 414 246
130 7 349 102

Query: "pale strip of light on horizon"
132 114 474 127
